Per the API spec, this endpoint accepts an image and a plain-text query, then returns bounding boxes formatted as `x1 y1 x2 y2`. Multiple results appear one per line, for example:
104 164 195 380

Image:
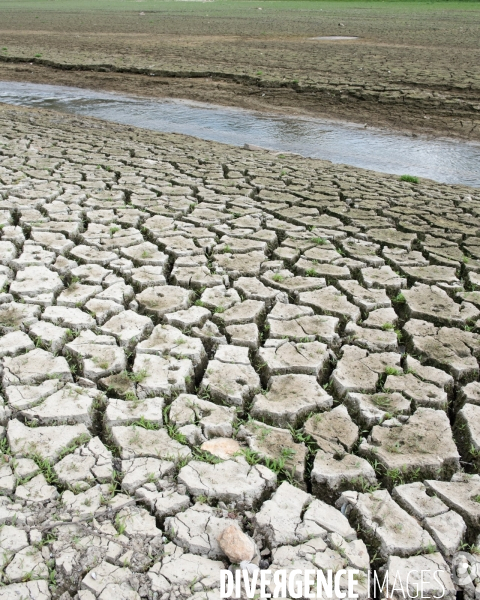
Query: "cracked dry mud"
0 103 480 600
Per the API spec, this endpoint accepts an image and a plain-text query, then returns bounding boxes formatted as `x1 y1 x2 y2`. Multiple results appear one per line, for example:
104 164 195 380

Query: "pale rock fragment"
217 524 256 563
200 438 241 460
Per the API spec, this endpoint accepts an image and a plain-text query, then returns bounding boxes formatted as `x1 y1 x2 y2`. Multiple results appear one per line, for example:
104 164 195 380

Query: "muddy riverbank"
2 80 480 186
0 0 479 141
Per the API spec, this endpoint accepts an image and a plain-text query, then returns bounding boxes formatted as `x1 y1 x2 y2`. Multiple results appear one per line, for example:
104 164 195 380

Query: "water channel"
1 80 479 187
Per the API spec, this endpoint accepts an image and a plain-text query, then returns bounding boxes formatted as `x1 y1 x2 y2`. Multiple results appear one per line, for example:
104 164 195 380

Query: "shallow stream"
1 80 479 186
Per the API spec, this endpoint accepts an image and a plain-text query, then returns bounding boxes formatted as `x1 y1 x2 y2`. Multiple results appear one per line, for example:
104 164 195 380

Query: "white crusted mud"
0 105 478 598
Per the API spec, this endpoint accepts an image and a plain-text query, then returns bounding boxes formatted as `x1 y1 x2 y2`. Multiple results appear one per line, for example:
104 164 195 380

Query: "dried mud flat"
1 102 480 599
1 0 480 141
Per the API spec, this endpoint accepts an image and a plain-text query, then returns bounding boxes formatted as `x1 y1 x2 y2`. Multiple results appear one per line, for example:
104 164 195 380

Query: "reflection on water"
1 81 479 187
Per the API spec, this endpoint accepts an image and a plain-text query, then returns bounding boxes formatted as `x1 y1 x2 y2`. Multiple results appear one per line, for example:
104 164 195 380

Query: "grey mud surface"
1 102 480 599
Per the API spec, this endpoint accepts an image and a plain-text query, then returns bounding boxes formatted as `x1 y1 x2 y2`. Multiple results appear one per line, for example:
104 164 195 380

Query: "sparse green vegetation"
400 174 419 184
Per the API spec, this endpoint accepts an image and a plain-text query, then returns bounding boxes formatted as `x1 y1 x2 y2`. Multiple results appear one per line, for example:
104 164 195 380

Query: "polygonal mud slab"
0 302 40 333
403 284 479 326
111 425 191 461
267 302 340 347
359 408 460 483
178 459 276 509
337 489 435 559
253 482 317 548
104 396 164 428
100 310 154 349
257 340 330 381
57 282 102 308
304 405 358 454
383 554 455 600
237 420 308 487
169 394 236 439
311 449 377 502
331 345 401 397
3 348 73 386
2 104 480 600
54 436 114 490
344 322 398 352
65 330 126 381
198 359 260 407
298 286 360 322
384 372 448 410
121 456 175 494
7 419 90 462
403 319 480 382
164 504 239 559
19 382 101 427
344 392 411 428
136 323 207 371
136 285 194 318
42 305 96 330
250 373 332 428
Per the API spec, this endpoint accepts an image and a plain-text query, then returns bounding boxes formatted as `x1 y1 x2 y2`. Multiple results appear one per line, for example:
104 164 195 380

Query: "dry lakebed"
0 95 479 599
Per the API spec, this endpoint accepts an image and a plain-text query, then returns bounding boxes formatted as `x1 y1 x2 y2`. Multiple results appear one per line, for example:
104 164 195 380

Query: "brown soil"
0 2 479 141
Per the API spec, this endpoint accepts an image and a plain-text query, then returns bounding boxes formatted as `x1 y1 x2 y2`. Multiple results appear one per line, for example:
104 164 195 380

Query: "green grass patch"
400 174 419 184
